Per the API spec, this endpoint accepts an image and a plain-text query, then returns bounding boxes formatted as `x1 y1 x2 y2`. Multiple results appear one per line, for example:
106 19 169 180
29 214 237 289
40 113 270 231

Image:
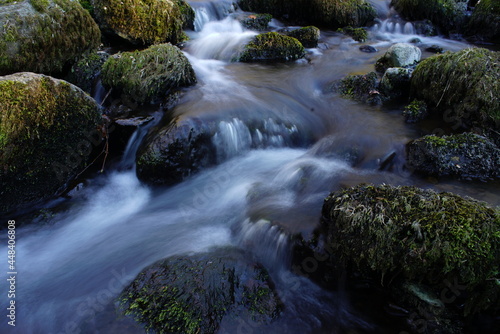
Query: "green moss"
0 0 101 75
403 99 428 123
338 71 380 104
101 43 196 104
0 73 103 214
239 32 305 62
467 0 500 42
410 48 500 132
284 26 320 48
239 0 375 29
93 0 193 45
337 26 367 42
391 0 468 33
66 51 109 93
322 184 500 315
30 0 50 12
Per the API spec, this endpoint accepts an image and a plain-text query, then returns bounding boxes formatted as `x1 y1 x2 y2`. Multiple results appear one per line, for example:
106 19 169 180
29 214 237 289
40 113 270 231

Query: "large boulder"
391 0 468 34
0 0 101 75
239 32 305 62
467 0 500 43
0 73 104 214
297 184 500 319
410 48 500 142
375 43 421 73
120 248 282 334
238 0 376 29
406 133 500 180
101 43 196 105
91 0 194 45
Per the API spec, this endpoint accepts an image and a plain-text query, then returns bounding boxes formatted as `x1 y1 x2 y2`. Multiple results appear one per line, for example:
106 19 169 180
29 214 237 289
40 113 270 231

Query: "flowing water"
2 1 499 333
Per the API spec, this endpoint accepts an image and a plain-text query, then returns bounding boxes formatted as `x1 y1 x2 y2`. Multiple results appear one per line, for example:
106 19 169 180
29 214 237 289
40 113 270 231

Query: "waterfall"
189 0 237 31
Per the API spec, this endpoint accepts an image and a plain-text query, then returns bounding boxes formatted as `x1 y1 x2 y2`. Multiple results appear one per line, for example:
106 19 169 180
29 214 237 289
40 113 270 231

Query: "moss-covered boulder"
0 72 104 214
281 26 321 48
238 0 375 29
337 26 367 42
0 0 101 75
467 0 500 43
375 43 421 73
66 51 109 94
337 72 381 105
239 32 305 62
406 133 500 180
378 67 412 100
120 248 282 334
403 99 428 123
314 184 500 316
239 13 273 31
410 48 500 139
101 43 196 105
391 0 468 34
91 0 194 45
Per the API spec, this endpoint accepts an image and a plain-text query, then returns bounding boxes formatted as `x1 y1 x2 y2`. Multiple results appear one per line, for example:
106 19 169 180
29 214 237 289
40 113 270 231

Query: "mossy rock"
406 133 500 180
120 248 282 334
91 0 193 45
238 0 376 29
0 72 104 214
378 67 412 100
375 43 421 73
410 48 500 136
282 26 320 48
0 0 101 75
239 13 273 31
337 26 367 42
337 72 381 105
466 0 500 43
319 184 500 315
391 0 468 34
403 99 428 123
239 32 305 62
101 43 196 105
66 51 109 94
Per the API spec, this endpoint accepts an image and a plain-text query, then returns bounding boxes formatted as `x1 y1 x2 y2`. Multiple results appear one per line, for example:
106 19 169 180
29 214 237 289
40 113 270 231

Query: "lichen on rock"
239 32 305 62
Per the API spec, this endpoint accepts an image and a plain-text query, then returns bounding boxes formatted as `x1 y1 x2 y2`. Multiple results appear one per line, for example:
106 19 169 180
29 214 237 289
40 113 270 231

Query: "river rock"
239 32 305 62
92 0 194 45
337 26 367 42
239 13 273 31
337 72 381 105
406 133 500 180
410 48 500 143
378 67 412 100
294 184 500 331
281 26 321 48
467 0 500 43
375 43 421 73
101 43 196 105
238 0 376 29
391 0 467 34
0 73 104 214
0 0 101 75
66 51 110 94
403 99 428 123
359 45 377 53
120 248 282 334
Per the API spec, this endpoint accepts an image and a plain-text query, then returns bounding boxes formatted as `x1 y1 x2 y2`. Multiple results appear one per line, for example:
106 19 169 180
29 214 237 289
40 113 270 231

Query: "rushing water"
1 1 499 333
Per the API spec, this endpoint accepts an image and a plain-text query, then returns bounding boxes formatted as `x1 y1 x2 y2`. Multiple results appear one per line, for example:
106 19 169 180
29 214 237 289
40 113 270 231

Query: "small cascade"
233 218 291 270
371 18 416 35
189 0 237 31
211 118 301 162
187 17 256 60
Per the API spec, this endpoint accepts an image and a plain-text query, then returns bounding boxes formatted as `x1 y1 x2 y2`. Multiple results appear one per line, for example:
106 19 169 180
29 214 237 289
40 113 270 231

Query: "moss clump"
66 51 109 94
240 13 273 31
467 0 500 42
0 0 101 75
239 32 305 62
391 0 468 33
92 0 193 45
284 26 320 48
403 99 428 123
238 0 375 29
337 72 381 105
101 43 196 105
321 184 500 315
406 133 500 180
410 48 500 134
337 26 367 42
0 73 103 214
120 248 281 333
378 67 412 100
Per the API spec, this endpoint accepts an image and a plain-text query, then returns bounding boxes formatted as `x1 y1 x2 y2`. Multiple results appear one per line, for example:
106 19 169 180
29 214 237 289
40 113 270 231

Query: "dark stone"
66 51 109 94
425 45 444 53
240 13 273 31
359 45 378 53
120 248 282 334
337 72 382 105
282 26 321 48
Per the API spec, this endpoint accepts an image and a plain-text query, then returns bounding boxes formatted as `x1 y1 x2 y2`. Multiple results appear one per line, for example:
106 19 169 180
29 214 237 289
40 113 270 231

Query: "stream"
1 0 499 333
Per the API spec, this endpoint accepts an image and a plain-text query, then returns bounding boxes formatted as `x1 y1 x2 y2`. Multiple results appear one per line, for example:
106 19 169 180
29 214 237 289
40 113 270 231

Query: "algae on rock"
0 72 104 214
